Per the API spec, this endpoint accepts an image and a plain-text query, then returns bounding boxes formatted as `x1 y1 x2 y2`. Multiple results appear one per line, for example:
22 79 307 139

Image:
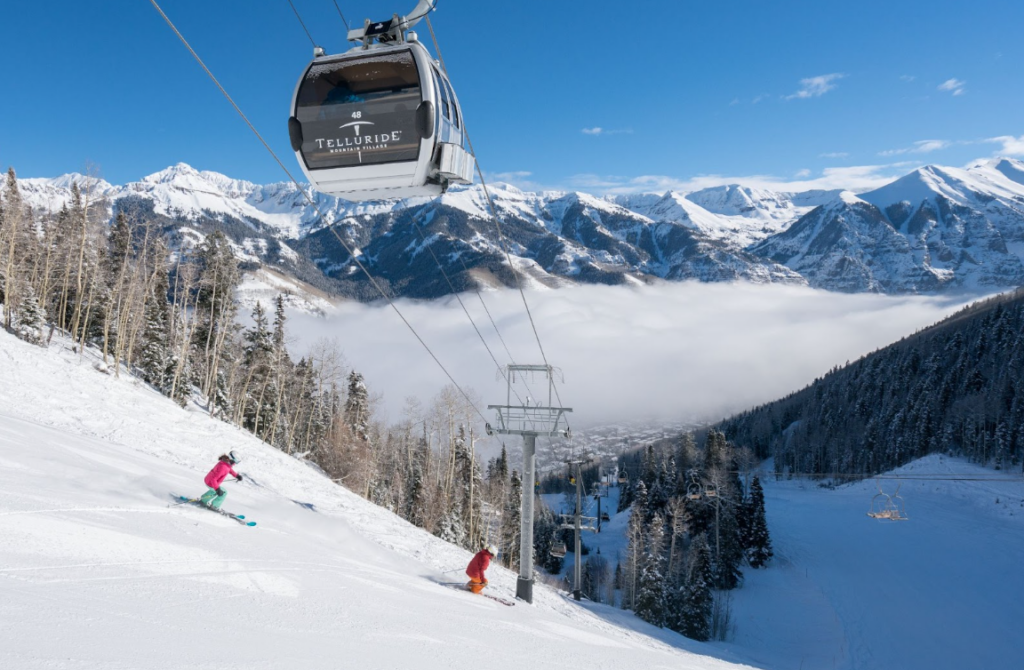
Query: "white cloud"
786 73 845 100
820 152 849 159
566 162 912 195
879 139 951 156
581 127 633 136
938 78 966 96
900 75 916 82
985 135 1024 156
286 283 975 429
795 168 812 178
752 94 769 104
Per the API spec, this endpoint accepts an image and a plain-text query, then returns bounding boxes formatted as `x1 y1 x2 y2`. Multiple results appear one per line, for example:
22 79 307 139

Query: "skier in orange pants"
466 545 497 594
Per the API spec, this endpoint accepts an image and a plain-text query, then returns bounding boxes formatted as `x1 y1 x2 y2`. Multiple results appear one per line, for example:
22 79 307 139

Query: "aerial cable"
425 16 571 429
330 0 350 32
406 212 533 407
147 0 489 426
286 0 318 48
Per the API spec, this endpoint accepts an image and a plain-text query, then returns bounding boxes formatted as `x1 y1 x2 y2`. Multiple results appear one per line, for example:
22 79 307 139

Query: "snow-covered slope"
0 329 753 670
3 324 1023 669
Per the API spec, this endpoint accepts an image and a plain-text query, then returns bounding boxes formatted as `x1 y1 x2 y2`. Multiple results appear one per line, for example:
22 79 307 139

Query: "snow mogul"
465 544 498 594
198 451 243 510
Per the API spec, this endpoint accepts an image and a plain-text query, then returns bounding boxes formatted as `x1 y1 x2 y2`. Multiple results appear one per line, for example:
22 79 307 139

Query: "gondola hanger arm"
346 0 437 43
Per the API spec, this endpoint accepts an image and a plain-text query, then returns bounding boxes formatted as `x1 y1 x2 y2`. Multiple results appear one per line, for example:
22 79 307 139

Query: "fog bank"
287 282 978 429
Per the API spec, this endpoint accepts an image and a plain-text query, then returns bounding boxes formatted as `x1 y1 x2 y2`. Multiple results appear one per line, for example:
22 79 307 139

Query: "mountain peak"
142 162 200 184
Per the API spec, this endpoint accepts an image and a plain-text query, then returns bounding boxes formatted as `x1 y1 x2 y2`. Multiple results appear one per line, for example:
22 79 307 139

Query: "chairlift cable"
330 0 351 32
406 213 530 407
425 16 571 430
148 0 489 426
286 0 318 48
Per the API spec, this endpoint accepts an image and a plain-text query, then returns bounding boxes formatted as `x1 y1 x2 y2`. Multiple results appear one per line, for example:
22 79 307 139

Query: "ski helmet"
228 450 240 464
486 544 498 557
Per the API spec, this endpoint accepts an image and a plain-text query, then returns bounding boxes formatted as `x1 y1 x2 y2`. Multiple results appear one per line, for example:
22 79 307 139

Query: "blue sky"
1 0 1022 192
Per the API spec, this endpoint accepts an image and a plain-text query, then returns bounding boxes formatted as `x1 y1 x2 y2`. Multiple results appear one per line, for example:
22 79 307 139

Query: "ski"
172 495 257 527
439 582 515 606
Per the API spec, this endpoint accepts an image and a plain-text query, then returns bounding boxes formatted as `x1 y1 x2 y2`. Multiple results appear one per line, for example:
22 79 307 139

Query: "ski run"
2 327 1023 670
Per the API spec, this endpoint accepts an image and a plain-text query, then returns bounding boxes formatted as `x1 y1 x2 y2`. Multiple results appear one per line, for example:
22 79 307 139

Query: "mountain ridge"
17 158 1024 299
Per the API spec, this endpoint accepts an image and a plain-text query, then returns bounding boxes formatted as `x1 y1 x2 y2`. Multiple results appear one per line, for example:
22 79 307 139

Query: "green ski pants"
199 487 228 509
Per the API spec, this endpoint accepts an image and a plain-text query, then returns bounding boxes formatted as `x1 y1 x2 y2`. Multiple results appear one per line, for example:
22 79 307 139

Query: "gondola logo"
313 117 403 154
339 120 374 136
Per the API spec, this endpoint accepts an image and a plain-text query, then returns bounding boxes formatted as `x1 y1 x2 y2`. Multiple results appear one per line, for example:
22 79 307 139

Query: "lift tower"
486 364 571 604
560 458 598 601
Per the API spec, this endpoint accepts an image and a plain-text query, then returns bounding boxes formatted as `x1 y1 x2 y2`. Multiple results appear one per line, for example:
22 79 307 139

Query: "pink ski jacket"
204 461 239 489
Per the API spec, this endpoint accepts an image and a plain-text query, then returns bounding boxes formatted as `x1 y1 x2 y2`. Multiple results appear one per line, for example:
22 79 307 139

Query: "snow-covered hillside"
2 324 1023 669
0 329 755 670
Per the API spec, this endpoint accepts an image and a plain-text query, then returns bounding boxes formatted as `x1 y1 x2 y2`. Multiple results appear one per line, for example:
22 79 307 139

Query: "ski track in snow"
2 327 1023 669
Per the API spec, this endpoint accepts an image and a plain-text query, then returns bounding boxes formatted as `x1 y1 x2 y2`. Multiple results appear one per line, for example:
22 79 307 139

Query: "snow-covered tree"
634 514 668 626
15 284 45 345
677 533 714 641
744 476 773 568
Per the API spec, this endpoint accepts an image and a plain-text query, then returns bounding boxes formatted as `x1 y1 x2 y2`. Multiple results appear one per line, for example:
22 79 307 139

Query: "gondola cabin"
288 23 474 201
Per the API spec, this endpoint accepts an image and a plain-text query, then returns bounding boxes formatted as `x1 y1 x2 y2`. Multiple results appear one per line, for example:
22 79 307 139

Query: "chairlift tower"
486 364 572 604
561 458 598 601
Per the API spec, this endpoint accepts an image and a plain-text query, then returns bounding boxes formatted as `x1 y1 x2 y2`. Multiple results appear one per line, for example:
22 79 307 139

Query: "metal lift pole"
517 434 537 602
573 462 583 601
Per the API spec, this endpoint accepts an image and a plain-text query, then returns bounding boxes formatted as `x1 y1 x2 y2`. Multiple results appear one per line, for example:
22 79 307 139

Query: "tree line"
718 289 1024 479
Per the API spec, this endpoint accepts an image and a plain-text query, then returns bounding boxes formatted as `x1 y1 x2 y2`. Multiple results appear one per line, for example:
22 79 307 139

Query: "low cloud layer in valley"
286 282 980 432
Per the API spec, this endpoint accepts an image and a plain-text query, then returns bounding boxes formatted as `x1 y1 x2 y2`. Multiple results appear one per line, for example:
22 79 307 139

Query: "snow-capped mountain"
18 158 1024 299
754 159 1024 292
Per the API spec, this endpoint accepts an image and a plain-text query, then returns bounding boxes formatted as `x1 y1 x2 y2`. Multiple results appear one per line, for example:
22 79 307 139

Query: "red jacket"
204 461 239 489
466 550 492 582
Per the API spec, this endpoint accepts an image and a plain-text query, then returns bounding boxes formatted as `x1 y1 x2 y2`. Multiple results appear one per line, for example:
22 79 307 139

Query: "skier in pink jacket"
198 451 242 509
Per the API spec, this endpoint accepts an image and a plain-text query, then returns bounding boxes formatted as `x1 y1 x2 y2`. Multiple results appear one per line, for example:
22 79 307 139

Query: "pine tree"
634 513 668 626
745 476 773 568
139 282 170 391
345 371 370 442
241 302 276 437
679 533 714 641
15 284 45 345
534 503 563 574
499 470 522 569
621 480 648 610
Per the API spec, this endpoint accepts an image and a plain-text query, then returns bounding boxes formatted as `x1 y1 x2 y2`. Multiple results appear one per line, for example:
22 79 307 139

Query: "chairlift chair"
867 481 909 521
704 483 719 498
550 542 567 558
288 1 474 200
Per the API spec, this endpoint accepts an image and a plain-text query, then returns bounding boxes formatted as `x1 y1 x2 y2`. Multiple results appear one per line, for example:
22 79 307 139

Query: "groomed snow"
0 329 753 670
